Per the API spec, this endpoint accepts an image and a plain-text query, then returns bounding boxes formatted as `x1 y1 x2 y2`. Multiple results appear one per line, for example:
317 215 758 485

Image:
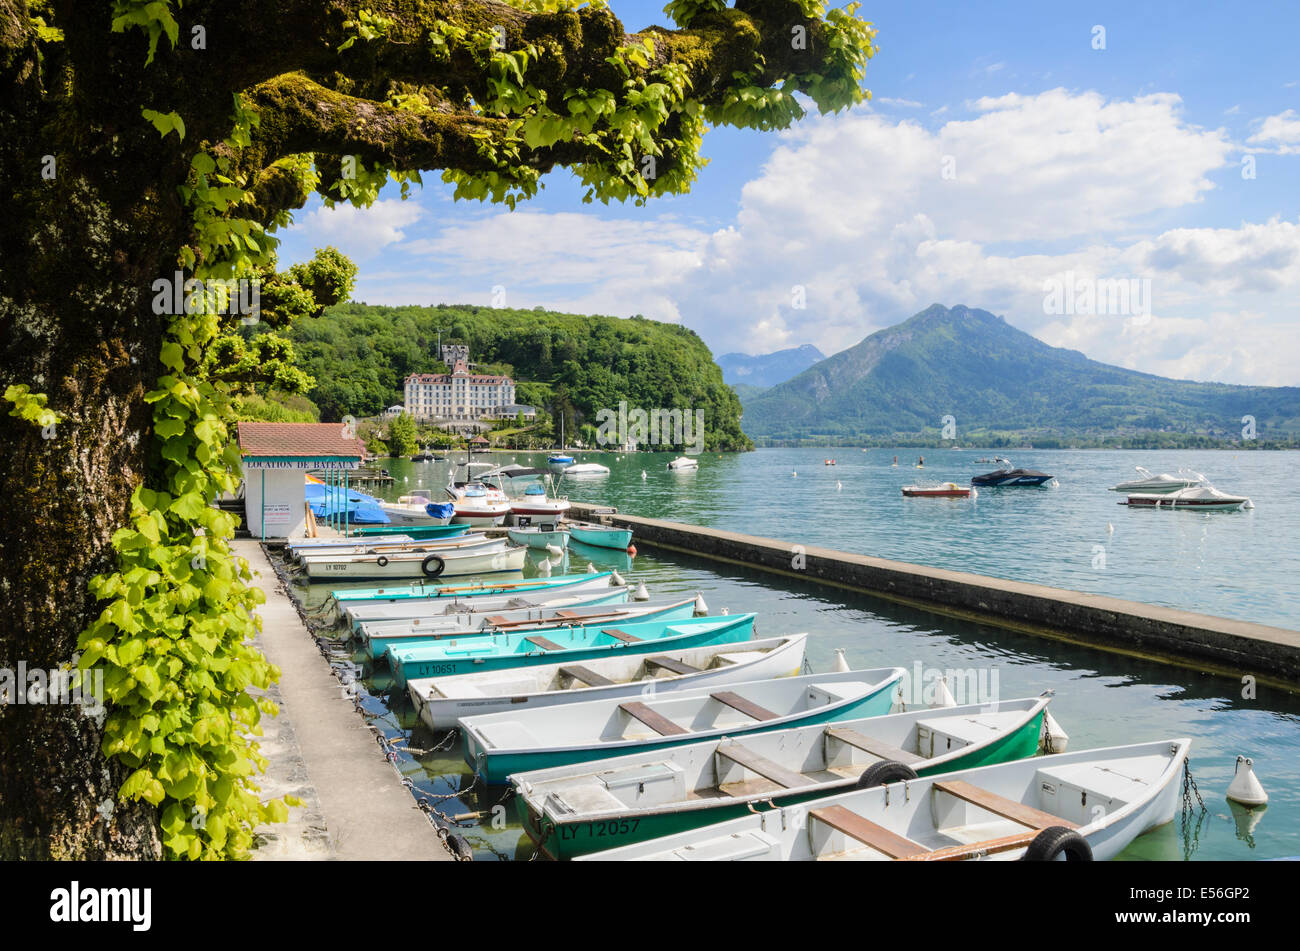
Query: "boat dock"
233 540 454 860
566 504 1300 688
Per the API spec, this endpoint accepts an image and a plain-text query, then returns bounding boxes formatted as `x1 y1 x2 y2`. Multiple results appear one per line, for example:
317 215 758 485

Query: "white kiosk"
236 422 364 540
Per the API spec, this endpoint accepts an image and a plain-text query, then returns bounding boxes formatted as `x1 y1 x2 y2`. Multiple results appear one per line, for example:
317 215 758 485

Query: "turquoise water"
286 448 1300 860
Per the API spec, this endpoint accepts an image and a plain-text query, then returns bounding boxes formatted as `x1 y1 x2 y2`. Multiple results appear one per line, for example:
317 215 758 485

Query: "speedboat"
667 456 698 471
902 482 975 498
378 490 456 526
1109 467 1207 494
444 481 512 526
508 480 570 519
562 463 610 477
971 460 1054 487
1124 485 1253 511
548 454 574 468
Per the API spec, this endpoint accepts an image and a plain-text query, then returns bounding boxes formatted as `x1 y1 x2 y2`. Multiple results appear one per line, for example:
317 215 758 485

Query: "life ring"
421 554 445 578
1021 825 1093 861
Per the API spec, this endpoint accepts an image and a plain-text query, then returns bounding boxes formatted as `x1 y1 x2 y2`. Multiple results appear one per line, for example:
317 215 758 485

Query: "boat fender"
1020 826 1092 862
376 555 389 568
420 554 445 578
1226 755 1268 807
445 833 474 861
626 545 637 556
856 761 918 789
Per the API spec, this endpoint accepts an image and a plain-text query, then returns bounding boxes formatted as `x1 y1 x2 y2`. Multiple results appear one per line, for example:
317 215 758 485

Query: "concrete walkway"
234 540 451 861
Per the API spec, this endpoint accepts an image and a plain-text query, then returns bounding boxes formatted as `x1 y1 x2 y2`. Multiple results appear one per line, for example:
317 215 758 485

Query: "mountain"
717 344 826 388
739 304 1300 444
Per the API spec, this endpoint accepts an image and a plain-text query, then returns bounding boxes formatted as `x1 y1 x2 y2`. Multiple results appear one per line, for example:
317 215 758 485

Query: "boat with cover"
1109 466 1207 494
443 480 512 526
576 738 1190 862
388 613 759 691
463 665 904 783
507 522 569 551
1123 485 1253 511
304 541 525 581
344 585 632 631
667 456 698 471
566 521 634 551
970 460 1054 486
408 634 806 731
901 482 975 498
361 596 699 660
515 696 1052 859
561 463 610 477
378 490 457 526
331 571 616 604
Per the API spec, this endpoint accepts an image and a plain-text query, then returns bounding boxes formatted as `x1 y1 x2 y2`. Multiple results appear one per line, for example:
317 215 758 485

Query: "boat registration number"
560 818 641 840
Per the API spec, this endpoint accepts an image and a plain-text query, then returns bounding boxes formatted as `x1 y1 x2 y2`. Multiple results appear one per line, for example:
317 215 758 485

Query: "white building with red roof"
404 355 516 423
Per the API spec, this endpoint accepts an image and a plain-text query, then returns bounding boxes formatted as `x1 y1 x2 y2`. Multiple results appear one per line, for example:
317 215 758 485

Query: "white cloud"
295 199 424 259
1248 109 1300 154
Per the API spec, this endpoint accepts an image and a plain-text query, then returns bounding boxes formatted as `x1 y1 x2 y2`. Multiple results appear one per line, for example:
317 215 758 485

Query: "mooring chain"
1180 759 1208 861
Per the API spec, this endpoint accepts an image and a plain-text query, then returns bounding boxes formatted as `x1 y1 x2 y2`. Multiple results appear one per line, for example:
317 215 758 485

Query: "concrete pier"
568 504 1300 688
233 540 452 860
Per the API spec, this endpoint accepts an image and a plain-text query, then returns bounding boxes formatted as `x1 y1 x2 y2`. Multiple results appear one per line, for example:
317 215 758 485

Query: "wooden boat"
507 523 570 551
344 523 470 540
576 738 1191 861
344 586 633 632
303 542 525 582
387 613 758 691
1123 485 1253 511
361 597 700 661
331 571 617 604
410 635 807 730
514 697 1050 859
566 521 634 551
901 482 975 498
461 666 905 784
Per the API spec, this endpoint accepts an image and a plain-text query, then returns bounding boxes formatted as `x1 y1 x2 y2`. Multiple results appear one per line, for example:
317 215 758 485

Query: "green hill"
287 302 752 451
740 304 1300 445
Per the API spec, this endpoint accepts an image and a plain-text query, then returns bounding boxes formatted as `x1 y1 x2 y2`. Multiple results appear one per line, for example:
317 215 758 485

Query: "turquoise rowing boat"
567 522 633 551
347 523 470 539
331 571 614 603
386 613 756 689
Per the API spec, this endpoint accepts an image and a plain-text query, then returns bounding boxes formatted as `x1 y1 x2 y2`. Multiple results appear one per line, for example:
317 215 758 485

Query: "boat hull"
347 524 469 539
506 528 570 550
304 545 525 581
568 525 634 550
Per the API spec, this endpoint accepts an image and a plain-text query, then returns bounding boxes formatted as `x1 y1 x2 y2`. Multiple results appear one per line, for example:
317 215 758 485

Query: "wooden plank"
553 609 582 619
525 635 564 652
483 615 510 625
824 727 926 766
933 780 1078 830
710 691 779 722
715 742 815 790
558 664 615 687
810 806 930 859
902 830 1041 862
644 655 703 676
602 628 643 644
618 702 690 736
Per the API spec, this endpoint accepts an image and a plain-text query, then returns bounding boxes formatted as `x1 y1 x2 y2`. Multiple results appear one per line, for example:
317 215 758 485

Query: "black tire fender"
856 760 919 789
421 553 445 578
446 833 473 861
376 555 389 567
1021 825 1093 861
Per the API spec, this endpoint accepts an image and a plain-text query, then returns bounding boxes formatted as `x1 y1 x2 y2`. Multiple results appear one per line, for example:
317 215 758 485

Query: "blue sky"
275 1 1299 385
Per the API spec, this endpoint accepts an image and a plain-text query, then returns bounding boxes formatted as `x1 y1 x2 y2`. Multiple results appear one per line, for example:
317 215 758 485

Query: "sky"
274 0 1300 386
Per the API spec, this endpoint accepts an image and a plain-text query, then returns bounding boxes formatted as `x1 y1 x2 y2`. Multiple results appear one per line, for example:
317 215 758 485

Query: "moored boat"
389 613 759 691
409 634 806 730
444 480 512 526
303 541 525 582
343 584 632 630
561 463 610 477
901 482 975 498
971 460 1054 487
577 738 1191 861
378 490 456 526
331 571 616 604
566 521 634 551
1124 485 1253 511
667 456 698 471
344 523 470 540
516 696 1052 859
507 523 570 551
1109 466 1207 494
461 665 905 783
508 481 570 519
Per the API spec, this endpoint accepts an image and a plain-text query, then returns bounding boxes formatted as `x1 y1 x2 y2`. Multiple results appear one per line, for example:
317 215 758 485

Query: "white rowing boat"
304 543 526 581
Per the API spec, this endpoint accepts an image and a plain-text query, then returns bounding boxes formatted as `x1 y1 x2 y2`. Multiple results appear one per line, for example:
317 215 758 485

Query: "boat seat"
525 635 565 652
603 628 643 644
553 610 581 619
901 829 1043 862
484 615 510 625
715 742 815 790
824 727 926 765
618 702 690 736
810 806 930 859
644 655 703 676
932 780 1077 830
710 691 779 722
559 665 615 687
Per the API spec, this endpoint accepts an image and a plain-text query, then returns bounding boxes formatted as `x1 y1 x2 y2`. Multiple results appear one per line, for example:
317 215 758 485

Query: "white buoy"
792 471 797 478
720 606 730 615
545 543 563 557
830 648 850 673
693 593 708 615
641 470 647 480
633 581 649 601
586 563 597 574
1106 522 1114 535
836 481 842 491
610 571 625 586
1227 755 1268 806
1041 710 1069 753
931 675 957 708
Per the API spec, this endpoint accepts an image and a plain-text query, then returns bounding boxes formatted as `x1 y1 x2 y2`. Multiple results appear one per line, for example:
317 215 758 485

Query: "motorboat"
561 463 610 477
1109 467 1207 494
547 454 575 468
444 480 512 526
508 480 571 519
901 482 976 498
970 460 1054 487
378 489 457 526
507 522 570 551
667 456 698 471
1123 485 1253 511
